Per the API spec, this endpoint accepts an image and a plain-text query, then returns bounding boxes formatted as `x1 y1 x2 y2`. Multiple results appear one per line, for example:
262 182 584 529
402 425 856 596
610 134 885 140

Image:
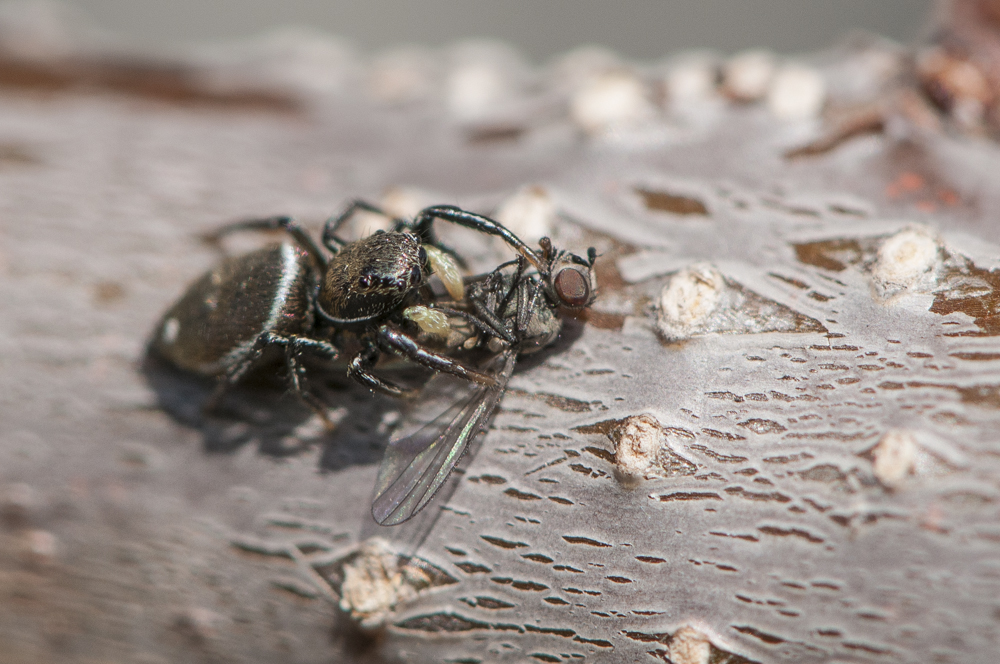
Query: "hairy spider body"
153 243 319 377
318 231 428 326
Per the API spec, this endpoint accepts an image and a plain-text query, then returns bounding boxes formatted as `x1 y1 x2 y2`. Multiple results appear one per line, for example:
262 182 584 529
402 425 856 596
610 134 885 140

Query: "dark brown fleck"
481 535 528 549
636 187 709 215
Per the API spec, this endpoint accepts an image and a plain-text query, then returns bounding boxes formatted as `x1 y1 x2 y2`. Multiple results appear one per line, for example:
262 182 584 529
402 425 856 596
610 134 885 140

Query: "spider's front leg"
410 205 544 273
321 200 406 252
347 339 418 398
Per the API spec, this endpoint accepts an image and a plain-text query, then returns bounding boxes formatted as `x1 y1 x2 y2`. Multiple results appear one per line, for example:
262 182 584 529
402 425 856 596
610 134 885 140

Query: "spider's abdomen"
151 242 315 376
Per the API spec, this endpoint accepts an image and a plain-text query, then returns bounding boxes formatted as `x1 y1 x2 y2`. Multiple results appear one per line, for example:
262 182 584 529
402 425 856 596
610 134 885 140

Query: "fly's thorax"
318 231 429 323
501 275 562 354
515 300 562 354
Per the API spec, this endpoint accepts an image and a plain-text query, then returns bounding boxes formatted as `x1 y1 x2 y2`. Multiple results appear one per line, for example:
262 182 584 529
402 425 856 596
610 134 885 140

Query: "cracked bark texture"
2 4 1000 664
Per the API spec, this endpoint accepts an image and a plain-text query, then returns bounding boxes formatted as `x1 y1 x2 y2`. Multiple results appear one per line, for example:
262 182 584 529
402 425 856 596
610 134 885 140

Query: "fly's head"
537 237 597 311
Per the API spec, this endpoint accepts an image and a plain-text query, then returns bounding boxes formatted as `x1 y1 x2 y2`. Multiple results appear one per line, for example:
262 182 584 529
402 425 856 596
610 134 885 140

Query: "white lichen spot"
550 46 624 90
917 47 992 129
767 63 826 121
368 47 436 104
339 538 431 629
871 226 941 300
668 626 712 664
656 263 725 341
377 409 401 435
293 408 346 438
569 71 655 135
447 61 507 122
174 606 224 640
872 429 918 488
612 414 662 485
722 50 775 102
1 482 38 526
161 317 180 344
243 28 358 96
423 245 464 301
606 415 696 486
379 186 438 225
403 305 451 338
20 529 57 568
664 54 719 107
495 185 555 246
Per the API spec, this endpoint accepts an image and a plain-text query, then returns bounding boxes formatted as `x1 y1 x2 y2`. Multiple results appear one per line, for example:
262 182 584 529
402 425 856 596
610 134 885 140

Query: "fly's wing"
372 351 516 526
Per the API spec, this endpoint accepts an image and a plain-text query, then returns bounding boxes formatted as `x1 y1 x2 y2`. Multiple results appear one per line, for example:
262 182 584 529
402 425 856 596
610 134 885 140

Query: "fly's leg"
499 255 528 313
514 274 544 338
433 305 509 344
377 326 497 386
463 257 528 346
466 292 515 345
497 255 542 338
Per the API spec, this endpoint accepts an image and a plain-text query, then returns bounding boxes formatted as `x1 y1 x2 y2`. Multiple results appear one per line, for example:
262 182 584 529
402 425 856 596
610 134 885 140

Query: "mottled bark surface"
2 10 1000 664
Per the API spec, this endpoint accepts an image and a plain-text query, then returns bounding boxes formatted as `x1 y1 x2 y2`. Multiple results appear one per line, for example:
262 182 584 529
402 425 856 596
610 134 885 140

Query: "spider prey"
150 201 590 422
372 236 597 526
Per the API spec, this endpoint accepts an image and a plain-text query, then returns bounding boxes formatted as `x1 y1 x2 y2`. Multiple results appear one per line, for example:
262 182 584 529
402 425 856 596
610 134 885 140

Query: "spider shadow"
141 314 586 474
141 349 429 472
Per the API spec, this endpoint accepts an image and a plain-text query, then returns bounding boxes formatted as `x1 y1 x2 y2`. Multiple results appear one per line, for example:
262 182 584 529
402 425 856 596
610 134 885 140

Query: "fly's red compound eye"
554 266 591 307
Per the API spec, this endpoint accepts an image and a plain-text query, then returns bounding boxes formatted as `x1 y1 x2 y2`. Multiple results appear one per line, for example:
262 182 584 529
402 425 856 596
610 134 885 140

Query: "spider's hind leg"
281 334 341 429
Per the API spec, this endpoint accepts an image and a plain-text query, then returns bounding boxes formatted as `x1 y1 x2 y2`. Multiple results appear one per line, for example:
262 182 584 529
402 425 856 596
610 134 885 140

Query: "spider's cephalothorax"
317 231 429 327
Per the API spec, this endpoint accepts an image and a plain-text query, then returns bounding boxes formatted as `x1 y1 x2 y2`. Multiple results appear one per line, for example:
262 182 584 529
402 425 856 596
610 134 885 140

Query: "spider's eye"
554 266 591 307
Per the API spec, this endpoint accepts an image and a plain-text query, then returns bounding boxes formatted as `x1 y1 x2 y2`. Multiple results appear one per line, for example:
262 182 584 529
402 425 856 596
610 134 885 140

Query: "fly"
371 238 597 526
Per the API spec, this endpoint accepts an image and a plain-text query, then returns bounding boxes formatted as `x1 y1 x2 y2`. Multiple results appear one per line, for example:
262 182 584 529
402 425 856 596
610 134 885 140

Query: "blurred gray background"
69 0 933 61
